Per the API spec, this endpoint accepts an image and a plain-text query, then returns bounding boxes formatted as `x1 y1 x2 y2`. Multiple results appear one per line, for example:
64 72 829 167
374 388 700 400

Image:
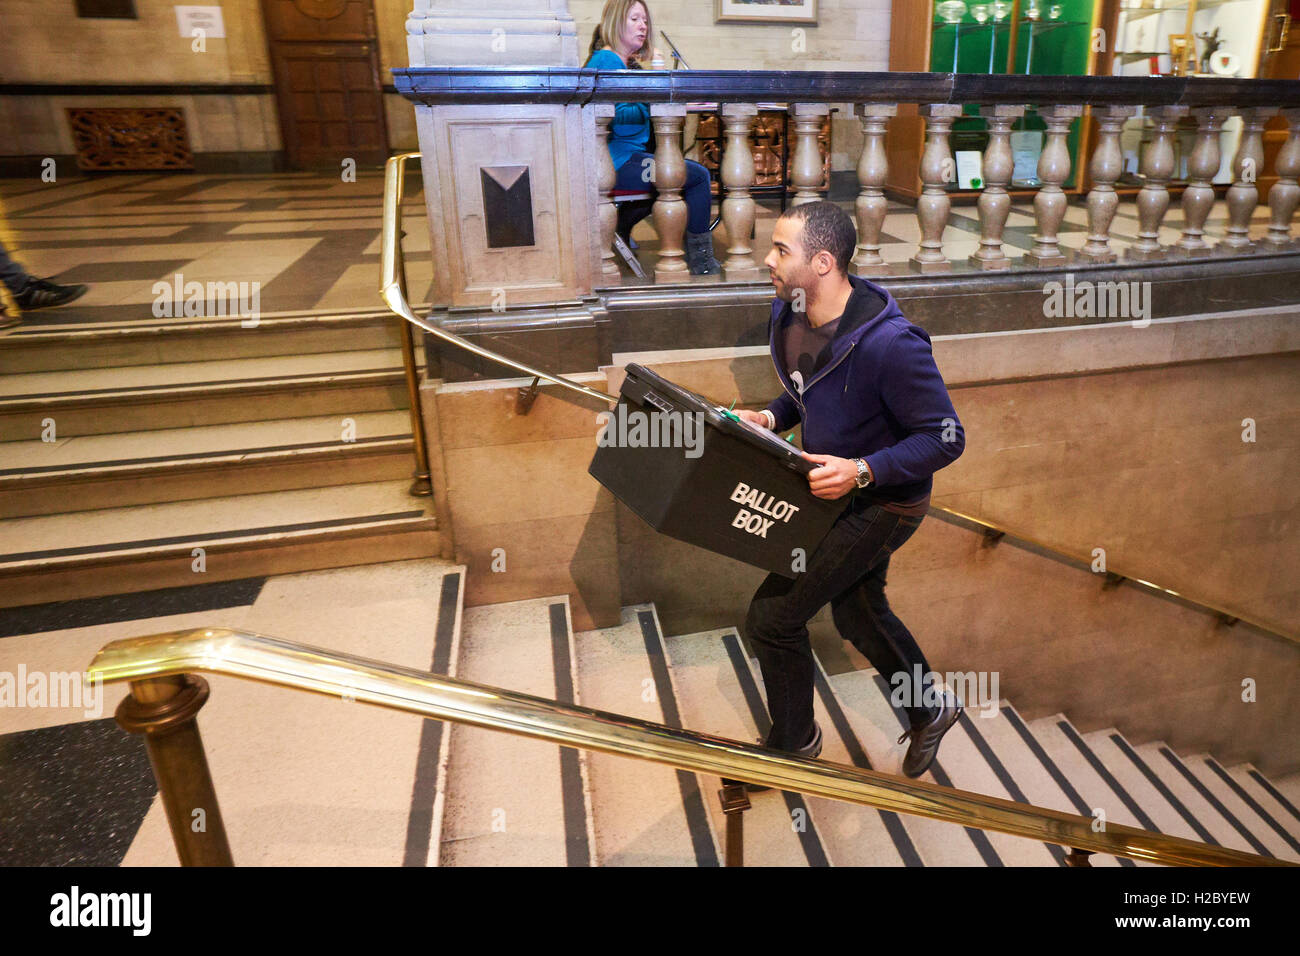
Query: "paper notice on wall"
175 5 225 39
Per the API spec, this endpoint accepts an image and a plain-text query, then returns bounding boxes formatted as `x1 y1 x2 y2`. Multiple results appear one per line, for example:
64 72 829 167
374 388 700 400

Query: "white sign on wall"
175 5 225 39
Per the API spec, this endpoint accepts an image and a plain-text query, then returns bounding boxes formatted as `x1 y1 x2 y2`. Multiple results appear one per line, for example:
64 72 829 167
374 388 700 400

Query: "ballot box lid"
621 363 817 476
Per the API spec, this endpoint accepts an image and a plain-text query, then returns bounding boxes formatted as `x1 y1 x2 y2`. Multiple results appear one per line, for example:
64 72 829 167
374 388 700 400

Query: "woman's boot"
685 231 721 275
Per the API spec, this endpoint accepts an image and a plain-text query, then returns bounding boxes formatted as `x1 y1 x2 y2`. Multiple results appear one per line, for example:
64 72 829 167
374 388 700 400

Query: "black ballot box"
588 363 845 578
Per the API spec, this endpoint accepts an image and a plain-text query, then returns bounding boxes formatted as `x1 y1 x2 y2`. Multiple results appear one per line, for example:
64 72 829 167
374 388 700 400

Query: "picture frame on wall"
715 0 819 26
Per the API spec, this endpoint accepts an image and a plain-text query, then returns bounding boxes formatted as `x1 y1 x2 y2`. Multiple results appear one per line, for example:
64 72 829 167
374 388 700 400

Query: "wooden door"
1261 0 1299 193
262 0 388 169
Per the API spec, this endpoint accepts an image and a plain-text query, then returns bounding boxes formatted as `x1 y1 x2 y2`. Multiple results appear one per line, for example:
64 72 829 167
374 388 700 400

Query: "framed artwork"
1168 33 1194 75
715 0 818 25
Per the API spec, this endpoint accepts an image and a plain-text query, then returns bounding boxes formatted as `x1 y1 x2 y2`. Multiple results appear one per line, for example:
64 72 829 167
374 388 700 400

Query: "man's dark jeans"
745 494 937 752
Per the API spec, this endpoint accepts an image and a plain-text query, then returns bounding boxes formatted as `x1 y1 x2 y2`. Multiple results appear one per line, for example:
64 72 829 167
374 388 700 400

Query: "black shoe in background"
15 276 89 311
723 721 824 794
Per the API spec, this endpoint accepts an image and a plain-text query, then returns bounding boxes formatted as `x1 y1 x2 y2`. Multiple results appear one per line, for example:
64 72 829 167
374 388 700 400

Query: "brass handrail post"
115 674 233 866
386 152 434 498
719 783 751 867
1065 848 1094 867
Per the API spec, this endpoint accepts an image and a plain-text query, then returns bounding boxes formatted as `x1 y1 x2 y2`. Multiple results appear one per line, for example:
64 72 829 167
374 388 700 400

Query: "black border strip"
550 601 592 867
636 610 719 867
403 571 461 867
812 664 923 866
722 631 829 867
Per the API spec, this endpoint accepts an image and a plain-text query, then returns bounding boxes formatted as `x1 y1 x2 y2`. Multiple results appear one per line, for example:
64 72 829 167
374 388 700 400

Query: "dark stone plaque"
480 165 535 248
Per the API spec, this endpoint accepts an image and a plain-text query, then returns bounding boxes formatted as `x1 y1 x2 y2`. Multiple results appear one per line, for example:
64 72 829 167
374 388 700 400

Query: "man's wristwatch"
853 458 874 489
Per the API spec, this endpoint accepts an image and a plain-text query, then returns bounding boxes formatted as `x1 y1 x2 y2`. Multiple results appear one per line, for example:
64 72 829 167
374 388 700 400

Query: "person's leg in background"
0 239 88 329
682 159 720 275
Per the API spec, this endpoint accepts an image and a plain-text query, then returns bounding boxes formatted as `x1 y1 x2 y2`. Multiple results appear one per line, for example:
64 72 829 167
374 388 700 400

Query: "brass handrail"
930 504 1298 645
379 152 618 407
88 627 1292 867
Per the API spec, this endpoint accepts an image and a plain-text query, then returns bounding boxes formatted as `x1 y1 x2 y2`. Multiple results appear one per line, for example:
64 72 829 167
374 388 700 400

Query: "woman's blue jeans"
615 150 714 233
744 496 938 751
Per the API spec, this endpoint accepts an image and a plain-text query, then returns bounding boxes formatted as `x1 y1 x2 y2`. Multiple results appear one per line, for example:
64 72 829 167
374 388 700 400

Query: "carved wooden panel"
67 108 194 171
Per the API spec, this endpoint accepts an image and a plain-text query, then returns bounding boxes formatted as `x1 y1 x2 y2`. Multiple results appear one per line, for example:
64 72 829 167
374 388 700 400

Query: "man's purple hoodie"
764 273 965 505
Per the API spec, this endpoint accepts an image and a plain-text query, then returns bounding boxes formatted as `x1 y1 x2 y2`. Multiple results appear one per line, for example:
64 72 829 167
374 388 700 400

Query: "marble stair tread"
1131 742 1291 858
663 627 830 866
0 410 413 473
1272 773 1300 811
572 605 720 866
1 305 400 338
1224 763 1300 835
440 596 591 867
1080 729 1215 845
1027 715 1167 866
824 668 998 866
1177 755 1300 862
971 701 1122 867
0 479 431 563
0 348 407 402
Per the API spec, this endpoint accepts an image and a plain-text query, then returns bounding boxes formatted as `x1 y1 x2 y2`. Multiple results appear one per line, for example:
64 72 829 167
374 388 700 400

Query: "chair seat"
611 190 653 201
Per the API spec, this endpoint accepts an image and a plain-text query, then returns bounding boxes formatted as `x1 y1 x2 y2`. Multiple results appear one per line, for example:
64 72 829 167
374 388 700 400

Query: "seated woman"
585 0 720 275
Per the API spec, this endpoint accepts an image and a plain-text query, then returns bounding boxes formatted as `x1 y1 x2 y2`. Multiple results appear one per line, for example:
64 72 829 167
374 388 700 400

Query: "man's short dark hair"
780 200 856 275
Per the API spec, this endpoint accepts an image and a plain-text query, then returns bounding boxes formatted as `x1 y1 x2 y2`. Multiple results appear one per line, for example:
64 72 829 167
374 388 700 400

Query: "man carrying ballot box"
730 201 966 784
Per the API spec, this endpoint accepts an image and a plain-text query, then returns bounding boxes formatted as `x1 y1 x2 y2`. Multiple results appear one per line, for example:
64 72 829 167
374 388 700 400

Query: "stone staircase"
425 579 1300 867
0 307 441 609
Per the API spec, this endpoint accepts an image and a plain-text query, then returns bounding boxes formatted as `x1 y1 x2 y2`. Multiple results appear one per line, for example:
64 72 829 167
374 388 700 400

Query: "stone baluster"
1024 105 1082 267
1174 108 1230 257
790 103 830 206
1077 105 1136 264
720 103 762 281
1126 106 1188 261
650 104 688 281
1217 107 1279 254
593 105 619 280
851 104 897 276
910 104 962 274
1263 108 1300 251
969 104 1024 270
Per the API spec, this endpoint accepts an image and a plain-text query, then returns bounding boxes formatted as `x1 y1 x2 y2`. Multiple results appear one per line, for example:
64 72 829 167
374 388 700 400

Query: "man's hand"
803 452 859 500
735 409 769 428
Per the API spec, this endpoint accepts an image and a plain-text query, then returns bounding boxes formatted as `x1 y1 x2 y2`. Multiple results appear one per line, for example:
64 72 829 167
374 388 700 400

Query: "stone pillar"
1217 107 1278 254
910 104 962 274
1077 105 1135 264
852 104 897 276
1264 109 1300 251
1173 108 1230 257
651 104 689 282
720 103 762 281
405 0 579 67
593 105 619 280
1023 105 1082 268
1126 106 1188 262
969 104 1024 271
791 103 831 206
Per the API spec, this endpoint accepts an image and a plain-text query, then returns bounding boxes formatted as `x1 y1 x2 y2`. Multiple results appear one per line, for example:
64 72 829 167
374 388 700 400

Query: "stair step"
0 411 416 517
1271 773 1300 813
0 308 408 372
1027 716 1165 866
825 668 1004 865
1227 764 1300 829
0 349 410 438
0 478 438 608
572 605 720 866
1180 755 1300 861
440 596 594 866
663 627 831 866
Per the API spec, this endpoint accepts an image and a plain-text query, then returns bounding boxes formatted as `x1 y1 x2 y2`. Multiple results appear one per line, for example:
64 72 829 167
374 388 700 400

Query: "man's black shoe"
898 694 962 778
15 277 89 311
723 721 823 793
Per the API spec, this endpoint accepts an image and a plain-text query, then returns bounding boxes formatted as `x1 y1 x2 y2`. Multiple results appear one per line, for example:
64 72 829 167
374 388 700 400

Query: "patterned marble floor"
0 170 1280 333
